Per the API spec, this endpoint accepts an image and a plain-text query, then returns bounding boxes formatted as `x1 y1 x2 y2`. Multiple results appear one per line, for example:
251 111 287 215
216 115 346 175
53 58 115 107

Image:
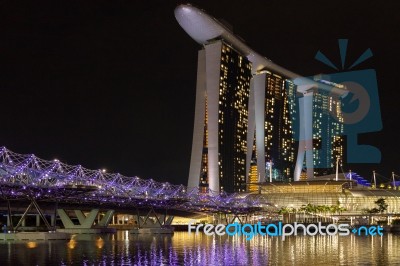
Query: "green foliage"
282 203 346 215
362 198 388 214
375 198 388 213
368 208 379 214
392 219 400 225
278 206 296 214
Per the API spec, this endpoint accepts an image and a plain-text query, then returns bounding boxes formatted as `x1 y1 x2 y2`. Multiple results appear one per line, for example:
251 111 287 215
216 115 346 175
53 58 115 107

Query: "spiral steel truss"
0 147 261 214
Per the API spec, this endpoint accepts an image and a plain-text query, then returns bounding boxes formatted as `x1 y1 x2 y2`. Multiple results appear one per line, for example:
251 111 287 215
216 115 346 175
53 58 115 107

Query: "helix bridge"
0 147 263 216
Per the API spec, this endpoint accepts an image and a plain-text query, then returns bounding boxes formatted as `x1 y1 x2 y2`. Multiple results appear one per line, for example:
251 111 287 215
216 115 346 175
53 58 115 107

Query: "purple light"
0 147 259 213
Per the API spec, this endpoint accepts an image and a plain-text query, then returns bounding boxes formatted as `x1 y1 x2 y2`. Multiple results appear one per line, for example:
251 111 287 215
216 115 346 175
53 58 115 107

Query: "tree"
375 198 388 213
337 206 346 215
278 207 290 215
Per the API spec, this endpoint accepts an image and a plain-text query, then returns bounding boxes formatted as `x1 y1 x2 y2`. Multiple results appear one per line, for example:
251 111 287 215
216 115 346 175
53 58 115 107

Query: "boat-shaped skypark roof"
175 4 347 96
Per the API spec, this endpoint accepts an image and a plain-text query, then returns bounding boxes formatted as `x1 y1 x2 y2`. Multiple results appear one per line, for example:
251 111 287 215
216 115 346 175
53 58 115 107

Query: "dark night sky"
0 0 399 185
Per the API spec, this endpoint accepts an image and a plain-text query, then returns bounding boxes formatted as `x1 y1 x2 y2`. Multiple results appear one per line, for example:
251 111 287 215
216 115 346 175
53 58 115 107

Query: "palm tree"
338 206 346 215
375 198 388 213
310 204 318 223
278 206 295 223
278 206 290 215
324 205 332 222
299 205 307 223
332 205 340 223
304 204 314 223
314 205 322 222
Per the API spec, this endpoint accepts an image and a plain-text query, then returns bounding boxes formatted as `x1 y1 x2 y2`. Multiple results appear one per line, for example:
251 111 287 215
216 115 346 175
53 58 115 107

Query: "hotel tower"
175 4 347 193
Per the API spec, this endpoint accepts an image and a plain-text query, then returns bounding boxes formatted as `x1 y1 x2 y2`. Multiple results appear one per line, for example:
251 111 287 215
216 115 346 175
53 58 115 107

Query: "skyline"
1 0 400 185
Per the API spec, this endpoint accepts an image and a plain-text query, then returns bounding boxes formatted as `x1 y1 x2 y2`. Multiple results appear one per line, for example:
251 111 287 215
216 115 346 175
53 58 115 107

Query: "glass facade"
311 89 344 176
197 41 252 193
200 98 209 193
255 181 400 212
263 72 296 181
218 43 252 192
193 41 343 192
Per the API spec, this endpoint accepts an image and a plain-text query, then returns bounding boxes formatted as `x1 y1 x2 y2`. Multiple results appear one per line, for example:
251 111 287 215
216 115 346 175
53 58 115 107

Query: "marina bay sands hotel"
175 4 347 193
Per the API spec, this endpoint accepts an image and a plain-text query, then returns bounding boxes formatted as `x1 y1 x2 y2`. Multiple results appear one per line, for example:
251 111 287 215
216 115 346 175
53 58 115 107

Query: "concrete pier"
57 228 116 234
130 227 174 234
0 232 71 241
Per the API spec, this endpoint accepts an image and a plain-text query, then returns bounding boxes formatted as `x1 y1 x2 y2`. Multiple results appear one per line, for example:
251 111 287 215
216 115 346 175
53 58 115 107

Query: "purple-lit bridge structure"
0 147 264 232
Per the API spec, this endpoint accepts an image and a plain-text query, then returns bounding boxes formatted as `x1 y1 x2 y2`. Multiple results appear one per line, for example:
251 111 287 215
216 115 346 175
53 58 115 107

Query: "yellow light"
67 239 77 249
67 235 77 249
26 241 37 249
96 237 104 249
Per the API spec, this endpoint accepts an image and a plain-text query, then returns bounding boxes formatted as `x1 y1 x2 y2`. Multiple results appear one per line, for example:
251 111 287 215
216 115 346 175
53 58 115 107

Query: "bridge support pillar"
97 210 114 227
8 199 53 232
6 216 11 227
57 209 99 229
133 208 174 232
56 209 116 234
36 215 40 227
51 215 55 227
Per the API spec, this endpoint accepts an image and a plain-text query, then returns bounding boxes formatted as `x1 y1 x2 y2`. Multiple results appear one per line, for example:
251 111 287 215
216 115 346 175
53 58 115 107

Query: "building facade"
312 87 344 176
188 40 252 193
294 80 345 179
248 71 297 184
175 4 347 191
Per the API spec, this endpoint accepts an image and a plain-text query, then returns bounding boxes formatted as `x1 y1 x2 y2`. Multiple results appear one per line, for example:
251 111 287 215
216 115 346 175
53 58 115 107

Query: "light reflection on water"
0 231 399 265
